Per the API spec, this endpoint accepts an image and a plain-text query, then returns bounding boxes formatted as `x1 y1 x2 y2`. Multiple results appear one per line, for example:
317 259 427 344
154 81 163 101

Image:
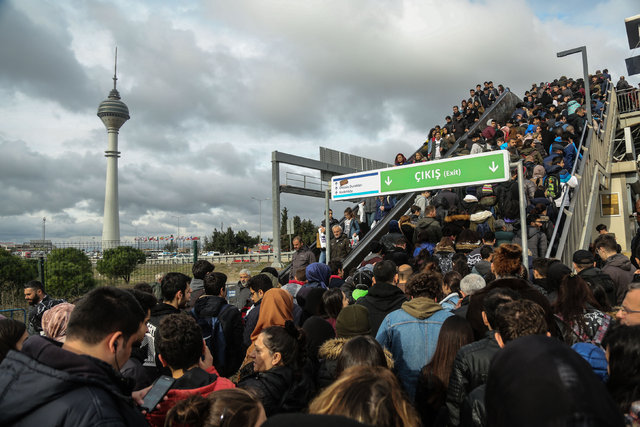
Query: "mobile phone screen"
141 375 175 412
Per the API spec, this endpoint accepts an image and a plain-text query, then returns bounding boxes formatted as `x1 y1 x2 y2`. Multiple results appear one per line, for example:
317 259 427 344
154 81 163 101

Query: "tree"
202 228 259 253
45 248 95 299
0 249 38 305
96 246 146 284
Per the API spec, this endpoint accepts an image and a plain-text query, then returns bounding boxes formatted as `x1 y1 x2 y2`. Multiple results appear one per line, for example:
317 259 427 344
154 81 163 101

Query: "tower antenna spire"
113 46 118 90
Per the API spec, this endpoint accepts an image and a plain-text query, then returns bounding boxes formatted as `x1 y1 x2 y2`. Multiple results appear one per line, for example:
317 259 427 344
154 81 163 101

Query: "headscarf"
243 288 294 364
306 263 331 289
41 302 74 343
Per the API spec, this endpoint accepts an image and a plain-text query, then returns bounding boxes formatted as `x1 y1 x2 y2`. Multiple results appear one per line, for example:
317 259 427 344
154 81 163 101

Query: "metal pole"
515 161 529 270
557 46 592 128
192 240 198 263
581 47 593 127
325 189 331 264
271 153 282 267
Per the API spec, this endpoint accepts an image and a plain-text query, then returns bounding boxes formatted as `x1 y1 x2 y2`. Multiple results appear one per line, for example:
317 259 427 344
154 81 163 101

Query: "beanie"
335 305 370 338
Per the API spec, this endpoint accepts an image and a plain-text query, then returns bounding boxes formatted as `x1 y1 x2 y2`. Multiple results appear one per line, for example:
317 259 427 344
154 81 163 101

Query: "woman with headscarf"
41 302 74 343
241 288 294 367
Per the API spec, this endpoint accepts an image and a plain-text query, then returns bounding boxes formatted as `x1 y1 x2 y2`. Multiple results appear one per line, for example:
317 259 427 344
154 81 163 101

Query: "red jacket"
146 366 235 427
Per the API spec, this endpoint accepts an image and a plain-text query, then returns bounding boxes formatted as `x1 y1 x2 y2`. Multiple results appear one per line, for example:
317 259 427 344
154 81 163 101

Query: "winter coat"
290 245 316 279
316 337 394 389
414 216 443 244
0 336 147 427
578 267 617 307
144 303 182 376
146 366 235 427
243 299 262 348
376 298 453 399
446 332 500 427
513 226 548 259
355 282 408 336
494 230 514 246
601 253 635 305
238 364 315 417
191 295 245 378
330 233 351 261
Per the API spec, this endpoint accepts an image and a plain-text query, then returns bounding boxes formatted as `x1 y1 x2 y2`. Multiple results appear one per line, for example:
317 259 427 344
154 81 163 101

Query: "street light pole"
252 197 270 243
557 46 593 126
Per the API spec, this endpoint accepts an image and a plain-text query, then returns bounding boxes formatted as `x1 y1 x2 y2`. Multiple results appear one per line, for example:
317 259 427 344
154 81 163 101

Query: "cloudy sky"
0 0 638 244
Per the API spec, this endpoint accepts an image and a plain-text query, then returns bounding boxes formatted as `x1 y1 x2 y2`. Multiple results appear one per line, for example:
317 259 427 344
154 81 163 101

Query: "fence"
1 240 293 310
616 88 640 115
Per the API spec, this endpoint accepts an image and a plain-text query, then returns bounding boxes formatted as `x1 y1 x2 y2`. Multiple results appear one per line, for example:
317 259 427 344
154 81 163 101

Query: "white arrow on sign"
489 161 498 173
385 176 392 186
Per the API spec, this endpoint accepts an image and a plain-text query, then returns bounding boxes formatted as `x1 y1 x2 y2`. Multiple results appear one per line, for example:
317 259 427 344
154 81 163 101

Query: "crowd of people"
1 72 640 426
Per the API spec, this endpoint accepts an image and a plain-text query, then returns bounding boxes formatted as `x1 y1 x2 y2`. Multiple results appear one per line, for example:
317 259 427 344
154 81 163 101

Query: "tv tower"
97 47 130 249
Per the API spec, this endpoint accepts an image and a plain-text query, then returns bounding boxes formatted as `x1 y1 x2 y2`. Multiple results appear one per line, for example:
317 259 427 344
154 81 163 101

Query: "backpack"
191 304 231 374
543 173 561 200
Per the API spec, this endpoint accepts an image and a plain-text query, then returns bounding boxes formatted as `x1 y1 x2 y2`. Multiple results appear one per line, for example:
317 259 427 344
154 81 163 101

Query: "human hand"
199 341 213 371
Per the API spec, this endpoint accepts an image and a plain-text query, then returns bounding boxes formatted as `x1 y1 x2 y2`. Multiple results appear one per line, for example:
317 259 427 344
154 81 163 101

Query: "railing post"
38 256 45 287
192 240 198 263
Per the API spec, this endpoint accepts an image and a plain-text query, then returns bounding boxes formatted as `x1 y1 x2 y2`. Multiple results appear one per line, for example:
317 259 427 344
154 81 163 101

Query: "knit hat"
573 249 595 264
559 169 571 183
533 165 546 179
335 305 371 338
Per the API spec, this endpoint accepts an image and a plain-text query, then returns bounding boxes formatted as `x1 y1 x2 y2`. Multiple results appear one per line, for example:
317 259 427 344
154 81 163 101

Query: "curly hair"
405 272 443 299
156 313 203 370
491 244 523 277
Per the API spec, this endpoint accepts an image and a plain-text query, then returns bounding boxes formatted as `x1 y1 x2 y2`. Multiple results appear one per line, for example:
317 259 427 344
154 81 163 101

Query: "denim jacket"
376 298 453 399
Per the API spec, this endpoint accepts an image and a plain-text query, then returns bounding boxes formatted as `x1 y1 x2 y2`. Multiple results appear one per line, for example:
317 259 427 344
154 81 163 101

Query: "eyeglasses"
617 305 640 315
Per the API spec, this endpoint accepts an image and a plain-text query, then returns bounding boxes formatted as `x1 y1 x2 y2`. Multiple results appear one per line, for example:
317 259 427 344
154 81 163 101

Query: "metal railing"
341 88 520 273
617 88 640 115
0 308 27 323
549 83 619 265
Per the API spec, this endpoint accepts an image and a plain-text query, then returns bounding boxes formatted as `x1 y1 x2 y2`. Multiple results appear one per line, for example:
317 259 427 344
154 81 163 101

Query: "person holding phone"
0 287 149 426
145 313 235 427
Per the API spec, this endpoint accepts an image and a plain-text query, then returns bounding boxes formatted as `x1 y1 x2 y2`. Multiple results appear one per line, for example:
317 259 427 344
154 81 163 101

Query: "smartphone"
141 375 175 412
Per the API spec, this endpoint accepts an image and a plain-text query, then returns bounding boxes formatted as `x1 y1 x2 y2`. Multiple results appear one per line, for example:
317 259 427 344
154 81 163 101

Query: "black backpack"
191 304 231 374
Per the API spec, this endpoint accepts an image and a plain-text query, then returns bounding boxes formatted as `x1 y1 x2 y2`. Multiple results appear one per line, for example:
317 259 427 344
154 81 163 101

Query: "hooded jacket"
143 302 182 376
356 282 408 336
146 366 235 427
601 253 635 305
414 216 443 244
513 226 548 259
191 295 245 378
376 297 453 399
0 336 147 427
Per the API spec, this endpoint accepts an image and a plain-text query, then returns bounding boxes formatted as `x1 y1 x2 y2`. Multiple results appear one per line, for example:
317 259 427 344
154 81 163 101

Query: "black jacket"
238 365 315 417
143 303 182 376
191 295 245 378
355 282 408 336
0 336 147 426
446 332 500 427
578 266 616 308
243 299 262 348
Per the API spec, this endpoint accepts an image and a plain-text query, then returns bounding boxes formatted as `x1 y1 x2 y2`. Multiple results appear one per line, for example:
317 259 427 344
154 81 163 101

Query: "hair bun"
283 320 299 339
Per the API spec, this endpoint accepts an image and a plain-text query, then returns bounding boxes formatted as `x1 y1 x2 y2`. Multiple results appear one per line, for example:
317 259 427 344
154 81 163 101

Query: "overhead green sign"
379 151 509 195
332 151 510 200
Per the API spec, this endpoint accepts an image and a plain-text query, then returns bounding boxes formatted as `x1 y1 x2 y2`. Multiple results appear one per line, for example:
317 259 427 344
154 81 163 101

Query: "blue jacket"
376 298 453 399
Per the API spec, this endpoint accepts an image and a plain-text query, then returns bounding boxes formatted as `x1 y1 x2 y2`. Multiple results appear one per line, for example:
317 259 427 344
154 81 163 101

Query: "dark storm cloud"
0 2 94 111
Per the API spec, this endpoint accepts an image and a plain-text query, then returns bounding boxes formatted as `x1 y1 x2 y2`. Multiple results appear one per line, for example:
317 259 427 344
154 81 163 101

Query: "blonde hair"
308 366 421 427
